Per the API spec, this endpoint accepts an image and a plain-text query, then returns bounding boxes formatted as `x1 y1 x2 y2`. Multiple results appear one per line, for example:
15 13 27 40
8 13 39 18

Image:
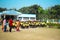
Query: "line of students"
2 18 20 32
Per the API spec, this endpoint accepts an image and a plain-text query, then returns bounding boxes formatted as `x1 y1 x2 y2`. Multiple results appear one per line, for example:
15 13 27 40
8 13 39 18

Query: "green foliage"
47 23 60 29
48 5 60 19
0 4 60 20
18 5 40 14
0 7 7 12
18 5 44 20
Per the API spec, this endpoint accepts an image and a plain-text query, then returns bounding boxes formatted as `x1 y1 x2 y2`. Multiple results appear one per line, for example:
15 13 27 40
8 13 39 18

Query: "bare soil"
0 26 60 40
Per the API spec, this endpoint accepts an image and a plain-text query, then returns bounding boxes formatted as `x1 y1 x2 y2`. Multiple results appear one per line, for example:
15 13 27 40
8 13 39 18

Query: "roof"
2 10 21 15
18 14 36 17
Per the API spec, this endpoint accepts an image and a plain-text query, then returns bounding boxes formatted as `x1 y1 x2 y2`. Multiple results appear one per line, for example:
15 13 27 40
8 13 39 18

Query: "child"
16 20 20 31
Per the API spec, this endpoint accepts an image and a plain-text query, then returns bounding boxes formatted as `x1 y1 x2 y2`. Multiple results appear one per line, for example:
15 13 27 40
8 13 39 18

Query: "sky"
0 0 60 9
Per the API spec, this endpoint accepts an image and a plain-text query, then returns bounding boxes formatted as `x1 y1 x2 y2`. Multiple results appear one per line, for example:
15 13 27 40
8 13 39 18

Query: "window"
18 17 22 20
30 17 36 21
23 17 29 20
30 17 35 19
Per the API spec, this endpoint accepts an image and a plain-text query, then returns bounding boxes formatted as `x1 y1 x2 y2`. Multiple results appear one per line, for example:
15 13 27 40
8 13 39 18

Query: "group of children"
2 18 20 32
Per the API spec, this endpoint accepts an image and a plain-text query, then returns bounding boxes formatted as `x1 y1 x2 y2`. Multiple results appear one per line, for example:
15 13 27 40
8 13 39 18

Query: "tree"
18 4 60 20
0 7 7 12
18 4 44 20
48 5 60 19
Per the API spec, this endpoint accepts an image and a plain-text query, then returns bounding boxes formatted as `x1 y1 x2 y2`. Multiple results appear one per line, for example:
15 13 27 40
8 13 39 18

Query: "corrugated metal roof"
2 10 21 15
0 10 36 18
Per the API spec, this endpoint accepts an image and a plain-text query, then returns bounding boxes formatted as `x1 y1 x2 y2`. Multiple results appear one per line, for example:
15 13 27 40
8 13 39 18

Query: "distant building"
0 10 36 21
17 14 36 21
0 10 21 20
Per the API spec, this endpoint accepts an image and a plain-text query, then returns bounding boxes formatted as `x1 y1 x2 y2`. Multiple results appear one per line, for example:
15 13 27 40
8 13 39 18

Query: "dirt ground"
0 26 60 40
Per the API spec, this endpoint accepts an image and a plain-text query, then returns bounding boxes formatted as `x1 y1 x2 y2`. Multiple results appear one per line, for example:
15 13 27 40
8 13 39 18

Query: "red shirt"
9 19 13 26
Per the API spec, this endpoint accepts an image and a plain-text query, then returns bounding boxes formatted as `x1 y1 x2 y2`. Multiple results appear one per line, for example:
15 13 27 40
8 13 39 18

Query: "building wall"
17 14 36 21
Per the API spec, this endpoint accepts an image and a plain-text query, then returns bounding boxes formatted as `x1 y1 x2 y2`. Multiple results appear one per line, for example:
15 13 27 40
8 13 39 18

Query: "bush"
47 23 60 29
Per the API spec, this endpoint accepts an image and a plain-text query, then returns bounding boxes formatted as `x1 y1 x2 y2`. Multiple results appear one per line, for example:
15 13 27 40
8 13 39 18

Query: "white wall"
17 14 36 21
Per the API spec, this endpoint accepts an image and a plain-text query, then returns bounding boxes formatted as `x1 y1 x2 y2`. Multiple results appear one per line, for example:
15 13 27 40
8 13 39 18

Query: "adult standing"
3 18 7 32
9 18 13 32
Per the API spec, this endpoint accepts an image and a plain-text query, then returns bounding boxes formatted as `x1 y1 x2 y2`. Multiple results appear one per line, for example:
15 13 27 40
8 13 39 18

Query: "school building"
0 10 36 21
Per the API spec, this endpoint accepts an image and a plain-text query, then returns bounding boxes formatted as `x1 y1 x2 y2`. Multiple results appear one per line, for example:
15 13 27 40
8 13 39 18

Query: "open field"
0 26 60 40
